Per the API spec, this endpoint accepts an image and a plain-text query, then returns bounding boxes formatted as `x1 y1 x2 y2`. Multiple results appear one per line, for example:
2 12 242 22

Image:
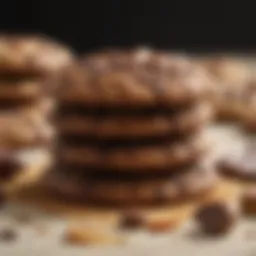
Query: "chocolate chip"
0 188 6 207
241 189 256 215
0 228 17 242
195 201 239 236
0 151 20 181
119 209 145 229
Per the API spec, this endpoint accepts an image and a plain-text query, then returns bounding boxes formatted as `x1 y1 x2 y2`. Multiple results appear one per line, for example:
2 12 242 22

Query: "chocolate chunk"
0 188 6 207
0 150 20 181
0 228 17 242
241 189 256 215
119 209 145 229
195 201 239 235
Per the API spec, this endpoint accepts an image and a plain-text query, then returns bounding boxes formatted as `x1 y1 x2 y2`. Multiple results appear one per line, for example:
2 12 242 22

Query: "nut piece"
63 226 123 246
195 200 240 235
119 209 145 229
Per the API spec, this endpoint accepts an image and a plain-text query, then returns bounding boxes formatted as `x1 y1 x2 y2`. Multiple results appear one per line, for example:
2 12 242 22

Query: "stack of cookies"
49 49 217 205
0 35 73 190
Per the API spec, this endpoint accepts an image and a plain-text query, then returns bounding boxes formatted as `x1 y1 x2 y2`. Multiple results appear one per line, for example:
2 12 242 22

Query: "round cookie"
0 109 55 148
60 134 208 172
0 75 60 101
202 56 251 87
215 78 256 122
218 145 256 181
200 56 252 119
58 103 212 139
60 48 213 108
46 166 218 205
0 35 74 75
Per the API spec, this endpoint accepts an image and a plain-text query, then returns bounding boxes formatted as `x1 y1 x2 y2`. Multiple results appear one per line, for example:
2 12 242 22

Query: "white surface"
0 124 255 256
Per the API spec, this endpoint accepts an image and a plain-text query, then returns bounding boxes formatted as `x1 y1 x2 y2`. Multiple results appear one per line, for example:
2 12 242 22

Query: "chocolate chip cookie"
0 109 55 148
201 56 252 119
60 134 207 172
59 103 212 139
0 34 74 75
46 166 218 205
60 48 212 108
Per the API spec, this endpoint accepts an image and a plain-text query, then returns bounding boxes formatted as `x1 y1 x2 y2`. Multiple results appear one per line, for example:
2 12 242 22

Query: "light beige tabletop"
0 124 254 256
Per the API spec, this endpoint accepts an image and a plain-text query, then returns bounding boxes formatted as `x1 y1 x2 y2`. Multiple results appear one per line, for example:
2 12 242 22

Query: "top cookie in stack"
53 48 216 205
60 49 212 140
0 35 74 190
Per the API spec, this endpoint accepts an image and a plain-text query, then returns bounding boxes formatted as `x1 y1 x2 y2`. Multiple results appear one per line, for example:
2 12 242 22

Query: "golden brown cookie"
59 49 212 108
202 56 251 87
201 56 252 119
216 78 256 121
60 134 208 172
0 74 60 101
46 166 218 205
0 35 74 75
0 109 55 148
58 103 212 139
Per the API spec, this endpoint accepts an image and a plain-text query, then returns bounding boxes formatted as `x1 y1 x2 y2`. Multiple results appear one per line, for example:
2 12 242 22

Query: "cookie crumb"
63 225 124 246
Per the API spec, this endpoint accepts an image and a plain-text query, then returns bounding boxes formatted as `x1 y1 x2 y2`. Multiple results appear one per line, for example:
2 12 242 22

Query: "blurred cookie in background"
198 56 252 120
0 109 55 149
0 34 74 191
218 143 256 215
0 35 73 76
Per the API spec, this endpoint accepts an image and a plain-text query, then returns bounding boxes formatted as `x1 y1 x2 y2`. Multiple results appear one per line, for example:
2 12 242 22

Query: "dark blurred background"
0 0 254 53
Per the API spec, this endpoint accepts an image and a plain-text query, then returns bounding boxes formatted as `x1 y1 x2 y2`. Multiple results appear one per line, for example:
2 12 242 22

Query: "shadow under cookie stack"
51 49 217 206
0 35 73 191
